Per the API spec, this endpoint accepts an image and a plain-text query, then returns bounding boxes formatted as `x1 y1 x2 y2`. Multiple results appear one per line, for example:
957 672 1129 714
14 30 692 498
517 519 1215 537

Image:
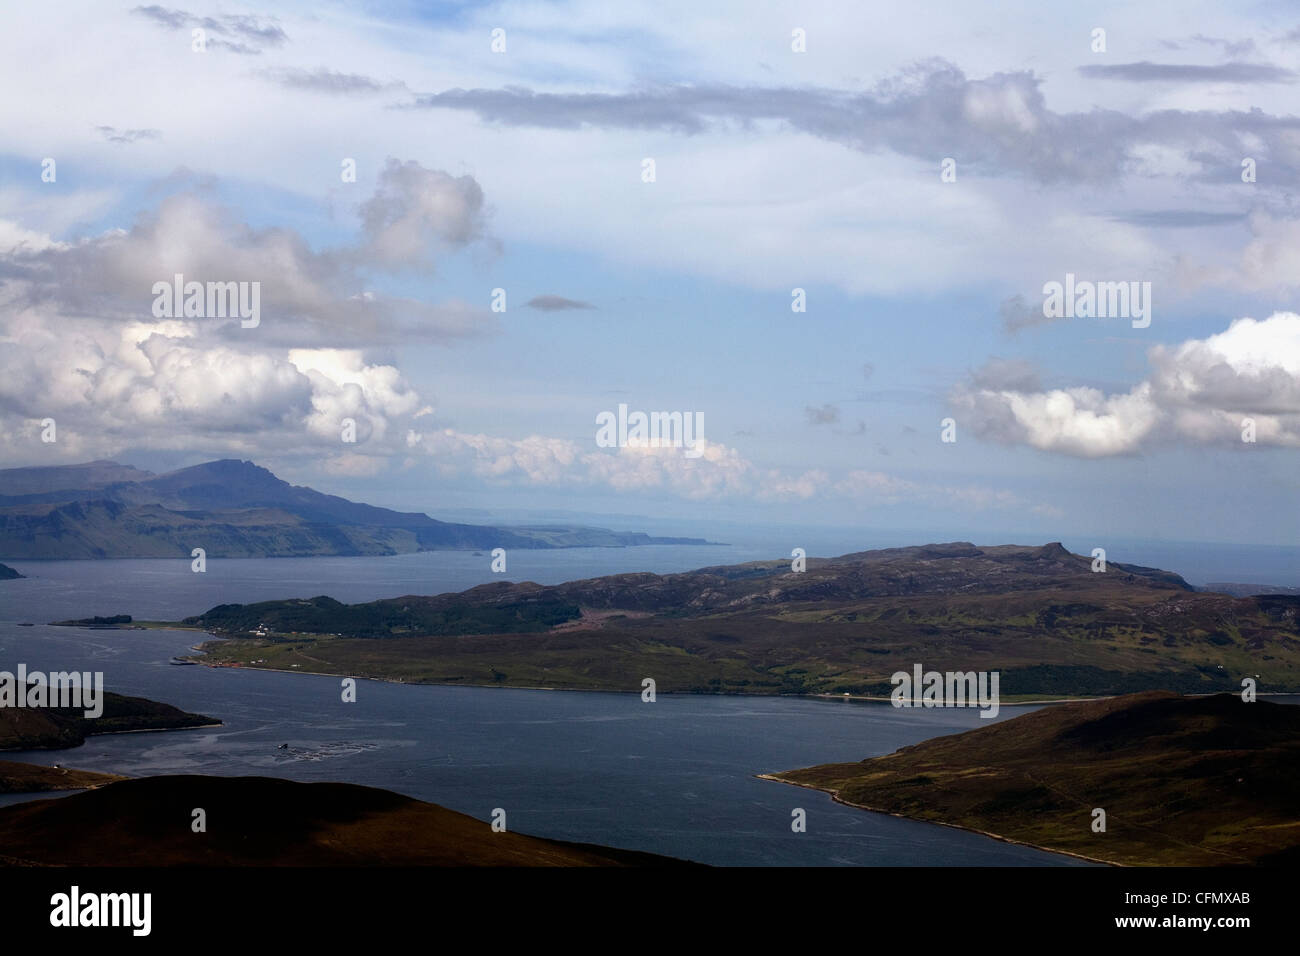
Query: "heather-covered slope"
769 692 1300 866
182 543 1300 696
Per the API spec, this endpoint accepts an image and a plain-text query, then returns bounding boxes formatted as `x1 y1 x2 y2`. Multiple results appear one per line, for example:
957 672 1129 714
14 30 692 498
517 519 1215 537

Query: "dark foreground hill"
0 774 691 866
182 543 1300 697
0 458 710 558
0 690 218 751
0 562 21 579
769 692 1300 866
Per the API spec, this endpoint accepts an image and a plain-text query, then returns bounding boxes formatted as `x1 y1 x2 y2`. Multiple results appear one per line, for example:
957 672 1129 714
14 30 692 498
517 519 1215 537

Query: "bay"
0 549 1105 866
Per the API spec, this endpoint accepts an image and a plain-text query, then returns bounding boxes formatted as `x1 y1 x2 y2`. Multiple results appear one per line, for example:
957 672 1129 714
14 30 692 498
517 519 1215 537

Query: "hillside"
0 562 21 580
181 543 1300 696
768 691 1300 866
0 760 123 794
0 774 691 866
0 458 711 558
0 689 218 751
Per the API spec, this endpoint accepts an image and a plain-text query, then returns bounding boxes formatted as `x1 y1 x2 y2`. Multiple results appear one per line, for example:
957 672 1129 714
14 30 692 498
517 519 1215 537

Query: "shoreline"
1 721 223 755
85 721 223 738
187 631 1078 698
188 643 1296 703
756 773 1120 867
189 654 1133 702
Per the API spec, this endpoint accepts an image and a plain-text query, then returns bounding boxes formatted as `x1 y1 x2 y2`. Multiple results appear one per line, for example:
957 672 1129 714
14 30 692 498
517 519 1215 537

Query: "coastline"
188 644 1293 704
1 721 224 754
755 773 1119 867
182 631 1129 700
84 721 223 738
172 631 1300 702
189 653 1127 703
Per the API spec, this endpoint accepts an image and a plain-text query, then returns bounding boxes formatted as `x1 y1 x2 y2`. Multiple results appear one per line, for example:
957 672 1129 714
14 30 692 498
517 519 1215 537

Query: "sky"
0 0 1298 547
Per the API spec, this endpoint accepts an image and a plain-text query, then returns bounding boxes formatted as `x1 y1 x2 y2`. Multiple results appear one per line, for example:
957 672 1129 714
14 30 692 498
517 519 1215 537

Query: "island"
764 691 1300 866
50 614 135 628
0 774 694 866
157 543 1300 698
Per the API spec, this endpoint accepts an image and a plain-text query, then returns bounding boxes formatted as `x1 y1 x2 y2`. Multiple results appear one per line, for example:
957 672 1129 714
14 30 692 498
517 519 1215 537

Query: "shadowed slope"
0 774 693 866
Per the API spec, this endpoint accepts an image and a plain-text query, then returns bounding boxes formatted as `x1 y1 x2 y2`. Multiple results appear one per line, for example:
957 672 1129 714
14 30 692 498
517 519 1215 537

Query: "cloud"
804 404 840 425
260 68 404 95
0 162 498 460
0 315 422 460
131 5 287 54
832 469 1054 514
1188 35 1259 59
319 452 387 477
970 357 1042 393
1078 61 1294 83
357 159 489 271
130 4 286 53
999 294 1055 333
1109 209 1247 228
525 295 595 311
954 383 1161 457
1234 214 1300 291
3 180 492 344
1149 313 1300 426
402 426 1053 513
953 312 1300 455
406 61 1300 186
95 126 161 144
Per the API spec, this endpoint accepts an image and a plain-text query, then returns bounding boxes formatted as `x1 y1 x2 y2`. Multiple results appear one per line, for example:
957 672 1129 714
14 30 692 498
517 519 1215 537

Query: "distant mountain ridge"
0 459 712 559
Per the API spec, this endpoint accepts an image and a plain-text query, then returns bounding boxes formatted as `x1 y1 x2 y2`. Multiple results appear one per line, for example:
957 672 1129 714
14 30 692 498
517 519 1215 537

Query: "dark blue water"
0 551 1102 865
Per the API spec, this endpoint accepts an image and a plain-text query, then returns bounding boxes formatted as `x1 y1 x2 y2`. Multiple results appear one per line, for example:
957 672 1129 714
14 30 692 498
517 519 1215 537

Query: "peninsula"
766 691 1300 866
161 542 1300 697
